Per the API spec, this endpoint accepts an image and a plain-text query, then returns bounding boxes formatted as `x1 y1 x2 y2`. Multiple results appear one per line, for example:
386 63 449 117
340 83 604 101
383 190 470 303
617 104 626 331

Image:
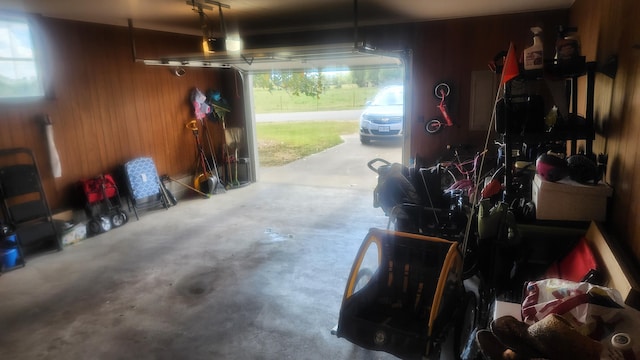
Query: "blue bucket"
1 247 19 269
4 233 17 246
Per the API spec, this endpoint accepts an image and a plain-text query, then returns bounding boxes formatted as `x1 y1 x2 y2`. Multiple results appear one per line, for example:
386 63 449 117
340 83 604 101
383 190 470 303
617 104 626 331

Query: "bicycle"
425 82 454 134
429 145 489 199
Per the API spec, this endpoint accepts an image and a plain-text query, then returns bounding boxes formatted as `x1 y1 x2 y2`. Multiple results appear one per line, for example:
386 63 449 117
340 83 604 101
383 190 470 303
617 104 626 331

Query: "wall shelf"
499 61 597 201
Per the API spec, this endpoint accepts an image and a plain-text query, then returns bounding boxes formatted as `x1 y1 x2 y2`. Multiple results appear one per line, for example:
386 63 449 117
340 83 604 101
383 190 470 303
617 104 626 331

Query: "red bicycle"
430 146 488 199
425 82 453 134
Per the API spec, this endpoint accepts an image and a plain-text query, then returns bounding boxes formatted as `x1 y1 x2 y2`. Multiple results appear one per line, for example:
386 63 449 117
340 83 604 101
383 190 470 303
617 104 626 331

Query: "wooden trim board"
585 221 640 309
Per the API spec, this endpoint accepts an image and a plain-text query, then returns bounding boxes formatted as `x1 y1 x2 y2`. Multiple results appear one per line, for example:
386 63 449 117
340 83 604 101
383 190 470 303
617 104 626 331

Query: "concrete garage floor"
0 135 412 360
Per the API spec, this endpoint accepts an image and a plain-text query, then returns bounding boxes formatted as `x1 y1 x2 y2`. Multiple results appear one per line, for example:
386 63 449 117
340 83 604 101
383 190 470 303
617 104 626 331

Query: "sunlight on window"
0 14 44 99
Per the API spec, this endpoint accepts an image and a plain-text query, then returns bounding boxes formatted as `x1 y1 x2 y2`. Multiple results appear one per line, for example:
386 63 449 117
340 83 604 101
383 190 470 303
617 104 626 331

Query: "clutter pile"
477 314 602 360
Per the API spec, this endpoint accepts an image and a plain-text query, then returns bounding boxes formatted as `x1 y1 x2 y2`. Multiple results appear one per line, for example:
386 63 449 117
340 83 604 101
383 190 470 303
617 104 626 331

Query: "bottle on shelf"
555 26 581 65
545 105 558 132
524 26 544 71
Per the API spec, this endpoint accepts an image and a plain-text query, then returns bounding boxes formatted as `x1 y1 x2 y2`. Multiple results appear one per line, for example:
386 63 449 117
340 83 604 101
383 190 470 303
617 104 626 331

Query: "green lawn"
256 121 359 166
254 87 379 113
253 86 377 167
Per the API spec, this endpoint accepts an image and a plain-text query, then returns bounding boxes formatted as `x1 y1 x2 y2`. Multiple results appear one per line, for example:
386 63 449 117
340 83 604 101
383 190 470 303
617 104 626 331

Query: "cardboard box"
54 220 87 246
532 174 612 221
52 209 74 222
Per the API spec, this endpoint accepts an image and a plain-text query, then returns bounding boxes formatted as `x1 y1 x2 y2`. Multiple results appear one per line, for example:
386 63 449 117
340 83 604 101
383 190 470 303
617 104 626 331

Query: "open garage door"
231 44 412 184
240 44 411 181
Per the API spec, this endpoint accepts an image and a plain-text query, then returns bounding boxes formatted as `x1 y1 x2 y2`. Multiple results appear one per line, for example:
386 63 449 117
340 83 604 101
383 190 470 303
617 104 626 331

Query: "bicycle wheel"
353 268 373 293
440 167 457 191
425 118 444 134
434 82 451 99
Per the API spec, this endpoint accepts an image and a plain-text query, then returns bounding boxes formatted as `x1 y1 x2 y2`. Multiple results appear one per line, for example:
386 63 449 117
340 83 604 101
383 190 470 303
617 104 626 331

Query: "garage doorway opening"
248 63 408 191
254 68 403 160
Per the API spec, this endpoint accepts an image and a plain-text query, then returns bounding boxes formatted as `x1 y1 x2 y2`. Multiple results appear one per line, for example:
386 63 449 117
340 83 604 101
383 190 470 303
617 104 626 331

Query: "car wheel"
360 136 371 144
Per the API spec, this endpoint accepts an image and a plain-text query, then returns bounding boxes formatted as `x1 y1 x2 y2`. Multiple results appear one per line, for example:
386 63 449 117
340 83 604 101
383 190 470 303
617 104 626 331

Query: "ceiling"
0 0 575 36
0 0 575 71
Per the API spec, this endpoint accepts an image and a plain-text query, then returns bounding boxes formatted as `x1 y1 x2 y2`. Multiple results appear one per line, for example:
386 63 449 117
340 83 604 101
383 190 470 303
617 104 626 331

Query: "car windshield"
371 88 403 106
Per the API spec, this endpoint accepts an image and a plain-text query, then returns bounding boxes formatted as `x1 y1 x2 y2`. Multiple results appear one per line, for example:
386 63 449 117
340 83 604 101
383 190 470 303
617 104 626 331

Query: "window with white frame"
0 13 44 99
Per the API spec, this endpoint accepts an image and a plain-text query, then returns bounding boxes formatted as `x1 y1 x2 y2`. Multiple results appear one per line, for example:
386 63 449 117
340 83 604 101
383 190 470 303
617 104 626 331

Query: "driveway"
259 133 402 190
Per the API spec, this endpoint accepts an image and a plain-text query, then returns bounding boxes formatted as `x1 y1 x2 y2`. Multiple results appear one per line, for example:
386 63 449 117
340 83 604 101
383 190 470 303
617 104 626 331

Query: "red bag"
81 174 118 204
545 237 598 282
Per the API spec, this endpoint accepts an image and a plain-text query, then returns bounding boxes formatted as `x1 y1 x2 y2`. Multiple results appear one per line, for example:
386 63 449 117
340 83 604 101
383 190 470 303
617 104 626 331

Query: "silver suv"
359 85 404 144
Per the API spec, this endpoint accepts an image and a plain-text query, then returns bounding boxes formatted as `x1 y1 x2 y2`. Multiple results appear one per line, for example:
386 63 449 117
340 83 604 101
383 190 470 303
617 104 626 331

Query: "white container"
493 300 522 321
532 173 613 221
524 27 544 70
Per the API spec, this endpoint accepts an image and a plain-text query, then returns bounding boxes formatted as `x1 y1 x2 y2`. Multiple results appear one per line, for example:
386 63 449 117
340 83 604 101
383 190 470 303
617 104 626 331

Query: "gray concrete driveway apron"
259 133 402 189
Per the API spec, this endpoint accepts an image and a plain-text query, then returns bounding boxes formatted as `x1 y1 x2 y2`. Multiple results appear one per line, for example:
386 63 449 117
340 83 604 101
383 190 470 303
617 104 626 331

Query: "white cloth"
45 124 62 178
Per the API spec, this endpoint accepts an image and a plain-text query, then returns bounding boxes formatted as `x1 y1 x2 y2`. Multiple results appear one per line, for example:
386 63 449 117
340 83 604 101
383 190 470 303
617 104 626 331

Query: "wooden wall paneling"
138 69 159 158
70 25 94 173
147 69 167 163
141 67 163 169
158 69 182 175
137 89 155 160
410 11 569 167
128 68 146 158
0 18 223 210
571 0 640 256
106 26 128 164
142 69 165 159
153 70 172 177
167 75 187 172
99 27 126 171
51 25 79 184
168 69 193 174
412 21 451 166
128 28 151 160
175 71 204 176
618 0 640 257
169 75 193 177
409 25 430 164
115 51 142 166
68 24 103 177
91 27 114 173
570 0 616 160
570 0 622 183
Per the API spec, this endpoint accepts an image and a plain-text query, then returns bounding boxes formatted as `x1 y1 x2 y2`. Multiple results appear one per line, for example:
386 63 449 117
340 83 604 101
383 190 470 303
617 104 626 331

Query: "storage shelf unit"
500 60 597 200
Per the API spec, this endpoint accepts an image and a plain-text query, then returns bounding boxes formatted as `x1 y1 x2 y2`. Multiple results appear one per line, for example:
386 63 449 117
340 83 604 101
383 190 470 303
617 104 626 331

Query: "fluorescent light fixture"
225 36 242 53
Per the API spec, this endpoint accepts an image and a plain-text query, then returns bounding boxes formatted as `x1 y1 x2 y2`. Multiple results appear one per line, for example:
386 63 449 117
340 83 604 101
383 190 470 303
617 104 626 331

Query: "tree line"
252 68 403 98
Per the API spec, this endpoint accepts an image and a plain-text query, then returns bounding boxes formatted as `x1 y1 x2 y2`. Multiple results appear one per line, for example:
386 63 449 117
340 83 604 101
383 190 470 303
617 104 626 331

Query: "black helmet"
567 154 601 184
536 153 568 182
